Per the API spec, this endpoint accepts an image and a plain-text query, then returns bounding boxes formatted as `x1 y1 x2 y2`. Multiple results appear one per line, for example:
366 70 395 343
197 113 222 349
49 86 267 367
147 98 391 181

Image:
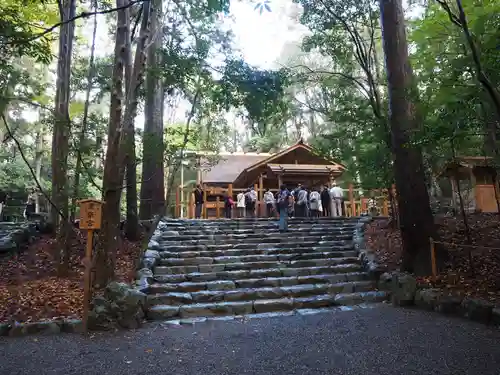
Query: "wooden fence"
174 183 395 219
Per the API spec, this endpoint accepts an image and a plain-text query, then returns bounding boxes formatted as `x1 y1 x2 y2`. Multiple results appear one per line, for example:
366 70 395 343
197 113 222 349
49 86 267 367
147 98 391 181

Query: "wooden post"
215 196 220 218
430 238 437 282
382 196 389 216
188 193 194 218
78 199 103 334
175 187 180 218
278 174 283 188
228 183 233 200
258 174 264 217
203 184 208 219
349 183 355 217
361 198 367 214
253 183 258 217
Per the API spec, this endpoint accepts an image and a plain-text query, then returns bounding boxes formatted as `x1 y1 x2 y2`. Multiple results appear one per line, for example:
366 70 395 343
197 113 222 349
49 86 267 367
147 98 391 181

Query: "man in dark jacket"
193 185 204 219
321 185 331 217
0 190 6 221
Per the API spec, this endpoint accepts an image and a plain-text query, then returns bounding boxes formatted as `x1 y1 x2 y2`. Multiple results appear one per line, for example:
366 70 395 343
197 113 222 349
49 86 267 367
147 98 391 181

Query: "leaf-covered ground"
0 231 142 323
366 214 500 304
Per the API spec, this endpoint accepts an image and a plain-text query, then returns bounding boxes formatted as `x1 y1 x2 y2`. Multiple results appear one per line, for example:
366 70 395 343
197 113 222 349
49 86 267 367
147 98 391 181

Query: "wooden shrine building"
201 140 346 190
438 156 499 213
175 140 348 218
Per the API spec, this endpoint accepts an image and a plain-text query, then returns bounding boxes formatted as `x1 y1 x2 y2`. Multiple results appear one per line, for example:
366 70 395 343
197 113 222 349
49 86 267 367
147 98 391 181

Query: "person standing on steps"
0 189 6 221
263 188 275 217
296 186 308 217
321 185 331 217
309 187 321 218
292 183 301 217
193 184 204 219
224 192 234 218
329 181 344 217
236 190 245 218
277 184 290 232
244 187 257 218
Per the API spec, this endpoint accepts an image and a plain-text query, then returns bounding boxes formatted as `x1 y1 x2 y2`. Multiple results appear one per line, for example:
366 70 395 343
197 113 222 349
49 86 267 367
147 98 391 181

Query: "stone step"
155 232 355 241
146 291 388 320
153 264 364 282
162 303 385 325
146 273 371 294
147 280 375 306
159 225 361 231
157 225 359 233
155 236 353 246
154 257 360 275
161 217 362 224
157 248 358 260
160 225 357 233
158 244 354 254
154 240 352 252
158 252 359 267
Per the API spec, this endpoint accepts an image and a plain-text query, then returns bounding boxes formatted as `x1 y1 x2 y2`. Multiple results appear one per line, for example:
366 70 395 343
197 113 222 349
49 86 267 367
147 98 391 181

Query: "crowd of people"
191 182 347 223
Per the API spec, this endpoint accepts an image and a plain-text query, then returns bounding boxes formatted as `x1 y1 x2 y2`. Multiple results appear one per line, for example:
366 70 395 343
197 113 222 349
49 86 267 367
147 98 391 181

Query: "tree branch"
5 0 148 45
1 113 67 221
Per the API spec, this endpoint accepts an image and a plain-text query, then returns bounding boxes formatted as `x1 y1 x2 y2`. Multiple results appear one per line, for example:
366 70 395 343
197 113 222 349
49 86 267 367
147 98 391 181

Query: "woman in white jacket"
263 188 276 217
309 188 321 217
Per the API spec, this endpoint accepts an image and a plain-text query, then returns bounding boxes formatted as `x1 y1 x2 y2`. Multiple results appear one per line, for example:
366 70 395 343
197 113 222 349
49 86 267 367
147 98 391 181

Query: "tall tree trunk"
34 124 44 213
379 0 436 275
124 0 140 240
139 0 165 220
52 0 76 276
96 0 129 286
70 0 98 222
96 0 150 287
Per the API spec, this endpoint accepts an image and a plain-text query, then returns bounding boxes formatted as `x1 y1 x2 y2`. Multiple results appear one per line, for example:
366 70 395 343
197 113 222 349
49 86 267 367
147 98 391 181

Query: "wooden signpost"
78 198 104 333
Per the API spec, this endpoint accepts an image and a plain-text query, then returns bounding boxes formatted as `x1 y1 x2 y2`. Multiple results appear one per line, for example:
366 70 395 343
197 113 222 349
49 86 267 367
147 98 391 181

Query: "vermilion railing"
174 183 395 219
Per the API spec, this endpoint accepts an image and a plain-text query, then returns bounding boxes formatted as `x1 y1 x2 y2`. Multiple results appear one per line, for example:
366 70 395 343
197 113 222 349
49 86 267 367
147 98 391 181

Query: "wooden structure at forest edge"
438 156 499 213
174 140 392 218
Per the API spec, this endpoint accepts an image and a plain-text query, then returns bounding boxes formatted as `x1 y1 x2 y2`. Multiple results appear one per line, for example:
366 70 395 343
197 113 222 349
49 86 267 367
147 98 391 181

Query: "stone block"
253 298 294 313
148 240 160 250
281 284 319 298
189 272 217 282
414 288 441 311
333 293 364 306
461 298 494 324
221 301 253 315
206 280 235 290
294 295 334 309
491 307 500 327
179 303 219 318
192 291 225 303
147 306 180 320
144 250 160 259
141 257 157 269
60 319 83 333
377 272 393 291
390 272 417 306
436 295 463 315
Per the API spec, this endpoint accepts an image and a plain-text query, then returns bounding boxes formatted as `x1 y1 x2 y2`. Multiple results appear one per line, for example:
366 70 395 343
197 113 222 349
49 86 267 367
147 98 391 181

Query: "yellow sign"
78 199 103 230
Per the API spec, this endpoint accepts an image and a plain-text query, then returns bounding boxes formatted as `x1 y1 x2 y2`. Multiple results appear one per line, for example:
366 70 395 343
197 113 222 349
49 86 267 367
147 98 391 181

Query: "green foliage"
216 59 290 136
410 0 500 169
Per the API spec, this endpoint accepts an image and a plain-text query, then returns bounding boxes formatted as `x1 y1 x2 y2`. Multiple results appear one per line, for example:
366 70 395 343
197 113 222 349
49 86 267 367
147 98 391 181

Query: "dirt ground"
0 230 142 323
366 213 500 304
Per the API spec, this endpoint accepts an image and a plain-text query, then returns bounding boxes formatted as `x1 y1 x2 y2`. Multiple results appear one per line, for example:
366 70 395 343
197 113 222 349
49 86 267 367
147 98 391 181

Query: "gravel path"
1 306 499 375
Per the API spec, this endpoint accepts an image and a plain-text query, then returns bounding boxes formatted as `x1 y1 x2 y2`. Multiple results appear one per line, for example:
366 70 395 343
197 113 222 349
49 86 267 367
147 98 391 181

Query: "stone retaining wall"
380 271 500 327
355 216 388 281
0 319 83 337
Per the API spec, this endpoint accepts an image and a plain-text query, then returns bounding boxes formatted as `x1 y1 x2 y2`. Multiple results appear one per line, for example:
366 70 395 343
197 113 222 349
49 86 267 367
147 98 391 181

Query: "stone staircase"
140 217 388 323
